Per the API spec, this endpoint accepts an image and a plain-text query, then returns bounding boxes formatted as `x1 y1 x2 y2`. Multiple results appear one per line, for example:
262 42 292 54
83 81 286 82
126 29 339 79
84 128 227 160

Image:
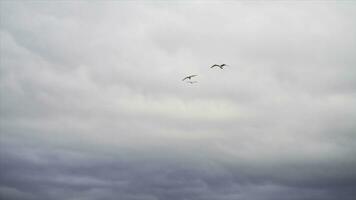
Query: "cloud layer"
1 1 356 200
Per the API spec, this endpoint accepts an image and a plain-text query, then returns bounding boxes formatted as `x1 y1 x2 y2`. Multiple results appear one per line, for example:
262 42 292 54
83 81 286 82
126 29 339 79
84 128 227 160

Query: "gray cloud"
1 1 356 200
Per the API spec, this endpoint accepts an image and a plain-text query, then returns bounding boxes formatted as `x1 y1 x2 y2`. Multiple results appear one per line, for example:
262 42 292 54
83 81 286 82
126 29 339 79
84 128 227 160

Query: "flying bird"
211 64 229 69
182 75 197 81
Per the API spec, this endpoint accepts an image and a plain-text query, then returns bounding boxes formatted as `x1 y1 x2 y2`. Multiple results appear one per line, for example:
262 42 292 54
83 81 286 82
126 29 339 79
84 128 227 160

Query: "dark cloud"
1 142 356 200
1 1 356 200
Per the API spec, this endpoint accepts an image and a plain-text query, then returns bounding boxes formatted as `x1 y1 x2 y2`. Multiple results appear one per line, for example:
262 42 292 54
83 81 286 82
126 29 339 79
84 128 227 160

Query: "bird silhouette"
211 64 228 69
182 75 197 81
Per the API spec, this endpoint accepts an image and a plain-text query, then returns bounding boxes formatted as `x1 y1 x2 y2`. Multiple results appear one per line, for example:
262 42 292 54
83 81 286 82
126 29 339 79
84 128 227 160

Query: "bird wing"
183 75 197 81
210 64 219 68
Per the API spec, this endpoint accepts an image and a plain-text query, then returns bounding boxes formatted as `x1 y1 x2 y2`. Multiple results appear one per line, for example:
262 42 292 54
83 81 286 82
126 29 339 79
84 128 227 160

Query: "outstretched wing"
219 64 229 69
210 64 219 68
182 75 197 81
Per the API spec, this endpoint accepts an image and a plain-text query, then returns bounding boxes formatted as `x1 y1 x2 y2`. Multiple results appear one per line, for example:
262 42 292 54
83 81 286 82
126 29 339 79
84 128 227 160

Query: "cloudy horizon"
1 1 356 200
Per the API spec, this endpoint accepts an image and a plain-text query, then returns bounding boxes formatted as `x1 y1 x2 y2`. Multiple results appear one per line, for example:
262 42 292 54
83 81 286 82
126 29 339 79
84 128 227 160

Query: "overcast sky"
1 1 356 200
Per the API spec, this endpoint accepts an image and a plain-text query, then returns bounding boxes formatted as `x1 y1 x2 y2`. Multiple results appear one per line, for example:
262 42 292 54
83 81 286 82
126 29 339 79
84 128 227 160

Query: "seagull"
187 81 197 84
211 64 229 69
182 75 197 81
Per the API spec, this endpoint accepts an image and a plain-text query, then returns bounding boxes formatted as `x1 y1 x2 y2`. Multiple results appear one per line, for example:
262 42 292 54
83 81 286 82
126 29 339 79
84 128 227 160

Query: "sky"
0 1 356 200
